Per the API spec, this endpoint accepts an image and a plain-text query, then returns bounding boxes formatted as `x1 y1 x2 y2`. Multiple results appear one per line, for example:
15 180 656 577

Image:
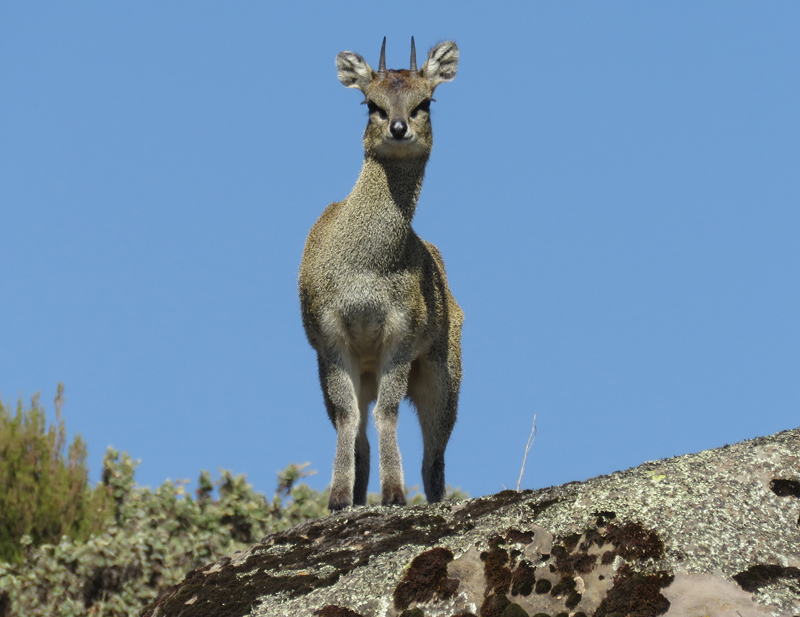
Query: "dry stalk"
516 414 537 491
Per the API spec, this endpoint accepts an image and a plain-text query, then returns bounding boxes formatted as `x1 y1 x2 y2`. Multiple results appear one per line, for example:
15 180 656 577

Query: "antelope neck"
347 155 428 223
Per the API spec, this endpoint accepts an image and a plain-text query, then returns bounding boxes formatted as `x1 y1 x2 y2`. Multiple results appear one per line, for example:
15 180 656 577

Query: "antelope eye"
410 99 432 118
367 101 387 119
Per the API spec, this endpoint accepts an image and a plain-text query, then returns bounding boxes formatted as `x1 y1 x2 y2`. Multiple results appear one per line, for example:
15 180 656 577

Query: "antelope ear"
336 51 375 92
421 41 458 89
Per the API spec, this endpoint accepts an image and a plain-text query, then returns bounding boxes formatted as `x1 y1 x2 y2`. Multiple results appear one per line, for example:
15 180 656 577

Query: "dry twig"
516 415 537 491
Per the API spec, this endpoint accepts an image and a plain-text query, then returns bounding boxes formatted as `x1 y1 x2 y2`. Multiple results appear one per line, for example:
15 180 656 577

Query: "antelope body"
299 38 462 510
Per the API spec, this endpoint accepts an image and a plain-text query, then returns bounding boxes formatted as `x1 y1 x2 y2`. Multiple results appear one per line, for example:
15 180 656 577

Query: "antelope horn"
378 36 387 78
410 36 417 72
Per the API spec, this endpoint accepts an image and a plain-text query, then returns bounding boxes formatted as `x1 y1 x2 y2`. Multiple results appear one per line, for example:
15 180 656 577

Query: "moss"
534 578 551 594
769 478 800 498
143 510 461 617
316 606 366 617
531 525 625 609
505 529 534 545
510 560 536 596
314 508 453 556
593 510 616 526
548 523 619 578
483 539 513 594
594 564 673 617
550 545 566 559
549 575 575 597
143 505 469 617
732 564 800 592
142 559 340 617
561 533 581 552
501 603 529 617
603 521 664 561
527 497 560 520
579 527 605 551
554 549 596 576
393 547 458 610
479 593 509 617
454 491 532 521
564 590 582 609
399 609 426 617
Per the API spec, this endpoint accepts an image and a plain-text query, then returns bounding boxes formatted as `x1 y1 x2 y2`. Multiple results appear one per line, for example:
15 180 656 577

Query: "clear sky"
2 2 798 501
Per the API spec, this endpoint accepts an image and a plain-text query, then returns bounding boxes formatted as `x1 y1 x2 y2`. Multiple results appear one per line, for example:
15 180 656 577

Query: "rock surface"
142 428 800 617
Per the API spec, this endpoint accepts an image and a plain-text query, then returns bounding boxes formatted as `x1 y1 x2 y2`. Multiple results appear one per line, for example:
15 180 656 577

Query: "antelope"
299 37 462 510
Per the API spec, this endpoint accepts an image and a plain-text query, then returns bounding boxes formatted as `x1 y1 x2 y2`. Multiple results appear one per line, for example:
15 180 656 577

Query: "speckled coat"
298 40 463 511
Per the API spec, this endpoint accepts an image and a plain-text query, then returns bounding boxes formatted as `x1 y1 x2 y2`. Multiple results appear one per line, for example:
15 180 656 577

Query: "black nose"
390 120 408 139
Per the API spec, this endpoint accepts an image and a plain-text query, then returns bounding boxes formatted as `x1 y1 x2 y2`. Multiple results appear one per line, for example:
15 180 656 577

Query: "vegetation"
0 387 465 617
0 384 109 564
0 451 330 617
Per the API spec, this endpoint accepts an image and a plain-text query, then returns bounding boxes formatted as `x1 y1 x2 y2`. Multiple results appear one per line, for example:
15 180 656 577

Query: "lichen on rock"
142 428 800 617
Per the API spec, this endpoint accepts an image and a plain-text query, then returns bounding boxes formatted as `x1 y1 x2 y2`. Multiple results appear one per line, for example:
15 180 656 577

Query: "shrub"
0 450 331 617
0 385 110 563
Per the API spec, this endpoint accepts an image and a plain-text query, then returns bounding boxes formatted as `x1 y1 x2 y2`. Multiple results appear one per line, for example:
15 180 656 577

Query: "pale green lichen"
143 428 800 617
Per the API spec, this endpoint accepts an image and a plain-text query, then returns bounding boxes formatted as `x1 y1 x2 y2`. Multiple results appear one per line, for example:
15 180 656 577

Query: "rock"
142 428 800 617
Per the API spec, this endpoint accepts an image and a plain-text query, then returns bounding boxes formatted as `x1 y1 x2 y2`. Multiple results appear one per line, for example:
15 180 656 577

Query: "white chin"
375 139 427 158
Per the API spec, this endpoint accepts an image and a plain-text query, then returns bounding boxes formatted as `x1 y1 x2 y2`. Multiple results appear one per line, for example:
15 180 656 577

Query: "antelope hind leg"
353 374 376 506
408 356 458 504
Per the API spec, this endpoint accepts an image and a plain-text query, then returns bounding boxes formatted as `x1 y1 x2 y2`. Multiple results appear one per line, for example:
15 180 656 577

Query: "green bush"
0 385 110 563
0 450 331 617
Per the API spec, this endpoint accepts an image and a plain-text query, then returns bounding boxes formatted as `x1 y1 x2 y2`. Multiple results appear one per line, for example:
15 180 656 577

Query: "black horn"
410 36 417 72
378 36 387 78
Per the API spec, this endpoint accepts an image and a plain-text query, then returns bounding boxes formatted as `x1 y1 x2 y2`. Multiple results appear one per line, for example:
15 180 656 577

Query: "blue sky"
2 2 798 501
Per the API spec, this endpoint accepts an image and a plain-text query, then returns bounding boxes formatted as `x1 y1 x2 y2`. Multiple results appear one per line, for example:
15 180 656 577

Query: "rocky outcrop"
142 428 800 617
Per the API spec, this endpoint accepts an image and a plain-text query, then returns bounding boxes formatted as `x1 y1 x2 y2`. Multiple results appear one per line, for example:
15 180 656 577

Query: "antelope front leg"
374 358 411 506
319 356 361 511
